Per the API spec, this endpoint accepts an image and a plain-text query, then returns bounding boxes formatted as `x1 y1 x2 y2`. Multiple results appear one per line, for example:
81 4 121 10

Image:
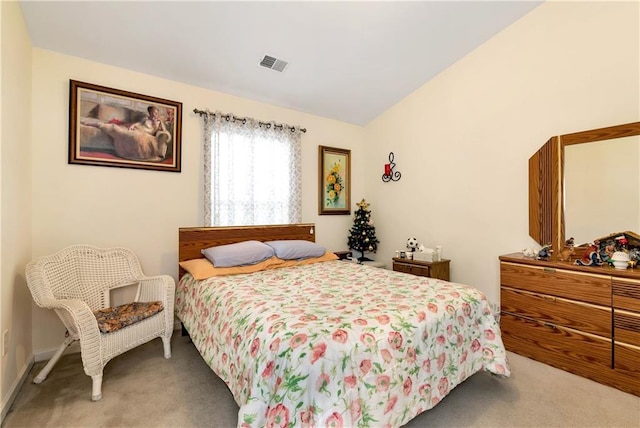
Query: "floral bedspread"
175 260 510 428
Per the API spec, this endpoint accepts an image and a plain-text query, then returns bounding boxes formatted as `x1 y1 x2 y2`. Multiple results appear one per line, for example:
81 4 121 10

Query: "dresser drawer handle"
542 295 557 302
543 267 556 273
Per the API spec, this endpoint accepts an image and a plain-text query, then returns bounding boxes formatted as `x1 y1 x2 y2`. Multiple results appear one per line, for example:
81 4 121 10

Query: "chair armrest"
39 297 95 328
135 275 175 332
136 275 175 304
39 298 103 376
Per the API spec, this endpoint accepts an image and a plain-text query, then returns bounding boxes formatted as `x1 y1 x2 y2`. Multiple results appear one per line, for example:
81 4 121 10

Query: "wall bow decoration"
382 152 401 182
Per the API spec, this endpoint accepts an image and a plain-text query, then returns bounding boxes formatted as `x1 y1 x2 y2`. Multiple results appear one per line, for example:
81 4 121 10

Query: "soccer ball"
406 237 419 252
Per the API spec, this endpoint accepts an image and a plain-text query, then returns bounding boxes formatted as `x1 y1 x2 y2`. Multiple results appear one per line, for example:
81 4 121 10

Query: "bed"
176 223 510 427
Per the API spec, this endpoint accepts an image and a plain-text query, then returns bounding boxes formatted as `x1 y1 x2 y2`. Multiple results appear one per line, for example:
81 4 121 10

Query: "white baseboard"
34 342 80 363
1 356 34 424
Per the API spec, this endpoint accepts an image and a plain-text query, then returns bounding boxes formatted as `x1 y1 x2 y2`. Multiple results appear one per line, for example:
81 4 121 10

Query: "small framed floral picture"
318 145 351 215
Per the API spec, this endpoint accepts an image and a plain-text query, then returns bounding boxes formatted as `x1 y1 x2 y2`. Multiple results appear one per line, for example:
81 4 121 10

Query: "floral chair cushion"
93 301 164 334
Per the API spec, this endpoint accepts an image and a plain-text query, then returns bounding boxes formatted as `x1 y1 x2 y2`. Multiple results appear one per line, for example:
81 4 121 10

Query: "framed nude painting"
69 80 182 172
318 145 351 215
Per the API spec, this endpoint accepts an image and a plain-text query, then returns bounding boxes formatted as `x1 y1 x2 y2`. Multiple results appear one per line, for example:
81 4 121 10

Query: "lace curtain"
202 112 303 226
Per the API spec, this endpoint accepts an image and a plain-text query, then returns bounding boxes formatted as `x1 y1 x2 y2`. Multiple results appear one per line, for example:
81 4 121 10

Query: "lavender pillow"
201 240 274 267
265 240 326 260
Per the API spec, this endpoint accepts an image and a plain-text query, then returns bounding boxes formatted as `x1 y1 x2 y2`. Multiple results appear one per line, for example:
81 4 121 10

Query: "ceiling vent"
260 55 288 72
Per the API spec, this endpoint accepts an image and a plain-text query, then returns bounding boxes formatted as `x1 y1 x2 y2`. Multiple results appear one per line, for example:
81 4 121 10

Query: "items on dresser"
499 253 639 396
392 257 450 281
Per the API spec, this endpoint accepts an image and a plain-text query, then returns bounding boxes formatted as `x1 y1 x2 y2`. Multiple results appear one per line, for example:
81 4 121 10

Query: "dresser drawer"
612 278 640 312
500 313 612 380
501 287 611 337
614 309 640 347
501 262 611 305
613 343 640 396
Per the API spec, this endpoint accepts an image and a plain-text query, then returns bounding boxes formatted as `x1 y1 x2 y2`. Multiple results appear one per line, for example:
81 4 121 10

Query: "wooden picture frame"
318 145 351 215
69 80 182 172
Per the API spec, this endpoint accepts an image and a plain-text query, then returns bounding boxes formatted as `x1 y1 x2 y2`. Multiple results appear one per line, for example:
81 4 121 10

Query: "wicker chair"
25 245 175 401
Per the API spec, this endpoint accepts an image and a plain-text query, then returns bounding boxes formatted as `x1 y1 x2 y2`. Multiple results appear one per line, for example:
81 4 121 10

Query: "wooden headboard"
178 223 316 277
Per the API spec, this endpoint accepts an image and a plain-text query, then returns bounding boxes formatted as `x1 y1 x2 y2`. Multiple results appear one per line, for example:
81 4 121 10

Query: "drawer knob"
544 267 556 273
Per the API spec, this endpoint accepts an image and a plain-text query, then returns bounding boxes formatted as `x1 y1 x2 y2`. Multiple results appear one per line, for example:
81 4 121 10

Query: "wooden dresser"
392 258 450 281
499 253 640 396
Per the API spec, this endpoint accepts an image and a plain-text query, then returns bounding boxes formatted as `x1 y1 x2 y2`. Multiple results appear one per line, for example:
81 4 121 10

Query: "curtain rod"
193 108 307 133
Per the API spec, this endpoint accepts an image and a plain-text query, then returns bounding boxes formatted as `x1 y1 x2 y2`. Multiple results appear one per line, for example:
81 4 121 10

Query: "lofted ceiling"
20 1 542 126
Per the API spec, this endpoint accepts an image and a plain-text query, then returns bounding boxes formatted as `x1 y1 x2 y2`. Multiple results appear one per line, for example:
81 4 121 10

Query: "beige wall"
2 0 639 414
1 0 33 419
363 1 639 303
30 49 364 353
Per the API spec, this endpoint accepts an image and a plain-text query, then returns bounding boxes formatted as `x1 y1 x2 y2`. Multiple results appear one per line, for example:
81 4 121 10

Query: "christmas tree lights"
347 199 380 263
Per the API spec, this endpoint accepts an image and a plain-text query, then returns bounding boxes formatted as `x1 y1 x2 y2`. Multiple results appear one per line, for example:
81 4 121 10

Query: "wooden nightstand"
335 251 386 269
392 257 450 281
334 250 352 260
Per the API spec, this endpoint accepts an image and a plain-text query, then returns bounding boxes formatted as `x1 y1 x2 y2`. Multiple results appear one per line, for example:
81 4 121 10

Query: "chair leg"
162 336 171 359
91 374 103 401
33 336 76 384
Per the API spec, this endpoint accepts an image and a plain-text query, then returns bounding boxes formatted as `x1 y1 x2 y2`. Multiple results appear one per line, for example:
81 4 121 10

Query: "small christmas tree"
347 199 380 263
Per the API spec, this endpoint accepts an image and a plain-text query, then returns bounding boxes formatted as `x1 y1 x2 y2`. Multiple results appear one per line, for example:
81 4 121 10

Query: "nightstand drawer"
393 262 428 276
392 258 450 281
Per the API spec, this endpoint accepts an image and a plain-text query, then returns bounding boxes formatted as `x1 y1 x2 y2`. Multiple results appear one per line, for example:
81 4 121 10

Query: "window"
203 113 303 226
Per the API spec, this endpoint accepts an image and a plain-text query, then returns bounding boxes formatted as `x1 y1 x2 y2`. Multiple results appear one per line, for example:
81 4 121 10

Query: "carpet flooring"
3 334 639 428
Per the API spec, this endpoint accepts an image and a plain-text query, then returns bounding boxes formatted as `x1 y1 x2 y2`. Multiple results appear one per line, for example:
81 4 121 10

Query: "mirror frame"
529 121 640 258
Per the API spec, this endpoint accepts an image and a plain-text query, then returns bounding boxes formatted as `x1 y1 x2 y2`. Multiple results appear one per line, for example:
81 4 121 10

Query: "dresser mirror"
529 121 640 256
564 135 640 246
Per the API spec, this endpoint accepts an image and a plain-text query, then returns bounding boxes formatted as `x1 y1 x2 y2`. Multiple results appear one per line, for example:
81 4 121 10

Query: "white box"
413 251 433 262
